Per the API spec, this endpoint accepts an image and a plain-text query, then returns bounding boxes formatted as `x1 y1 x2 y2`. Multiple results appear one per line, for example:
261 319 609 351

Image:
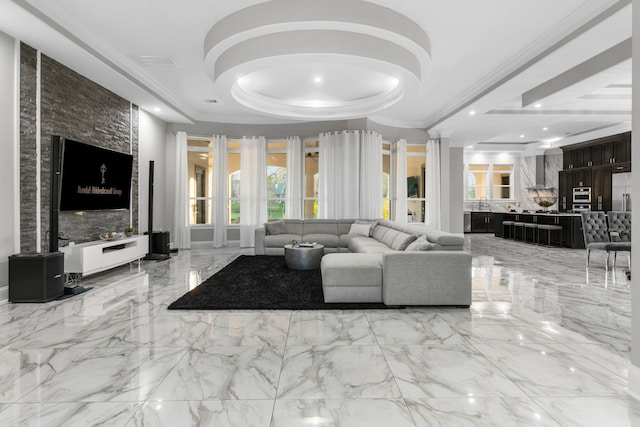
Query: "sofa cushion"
371 225 390 243
264 219 288 235
381 228 400 248
264 234 302 247
405 235 436 251
337 219 356 236
349 223 371 237
301 233 339 248
302 219 338 235
348 236 395 253
391 233 418 251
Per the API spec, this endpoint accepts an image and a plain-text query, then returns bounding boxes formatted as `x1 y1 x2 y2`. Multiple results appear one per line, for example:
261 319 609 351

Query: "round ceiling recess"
203 0 431 120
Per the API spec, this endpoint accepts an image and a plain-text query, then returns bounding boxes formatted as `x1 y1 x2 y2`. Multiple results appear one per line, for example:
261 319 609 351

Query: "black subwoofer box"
152 231 171 255
9 252 64 302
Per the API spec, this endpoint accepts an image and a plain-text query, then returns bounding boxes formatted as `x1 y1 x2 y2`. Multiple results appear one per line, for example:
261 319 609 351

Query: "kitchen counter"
493 212 585 248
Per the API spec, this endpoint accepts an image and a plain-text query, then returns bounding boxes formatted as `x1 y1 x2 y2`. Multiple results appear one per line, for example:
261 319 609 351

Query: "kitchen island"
493 212 585 249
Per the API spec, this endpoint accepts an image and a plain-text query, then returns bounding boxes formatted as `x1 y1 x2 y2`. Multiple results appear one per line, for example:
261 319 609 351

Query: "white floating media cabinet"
60 235 148 276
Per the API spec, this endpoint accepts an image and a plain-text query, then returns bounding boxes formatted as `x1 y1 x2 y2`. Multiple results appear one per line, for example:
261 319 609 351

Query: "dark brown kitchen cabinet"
571 168 591 188
558 170 571 212
592 165 612 212
470 212 494 233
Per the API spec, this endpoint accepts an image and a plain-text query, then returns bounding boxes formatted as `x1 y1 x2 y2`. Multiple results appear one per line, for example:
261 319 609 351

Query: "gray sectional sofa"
254 219 471 306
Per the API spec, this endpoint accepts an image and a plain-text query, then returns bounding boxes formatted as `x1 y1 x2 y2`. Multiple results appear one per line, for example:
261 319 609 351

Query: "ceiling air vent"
132 55 178 68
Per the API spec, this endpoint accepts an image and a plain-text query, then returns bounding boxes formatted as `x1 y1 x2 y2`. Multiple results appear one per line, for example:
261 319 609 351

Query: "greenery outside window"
267 141 287 220
382 142 391 219
304 139 319 218
187 139 213 225
228 140 241 224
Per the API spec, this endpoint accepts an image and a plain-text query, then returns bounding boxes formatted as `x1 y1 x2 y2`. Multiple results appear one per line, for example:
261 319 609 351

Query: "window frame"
187 138 214 227
465 163 514 201
266 140 287 220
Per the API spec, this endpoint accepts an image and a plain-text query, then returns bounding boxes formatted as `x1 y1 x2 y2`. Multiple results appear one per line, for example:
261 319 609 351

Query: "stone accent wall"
19 44 38 252
20 43 139 252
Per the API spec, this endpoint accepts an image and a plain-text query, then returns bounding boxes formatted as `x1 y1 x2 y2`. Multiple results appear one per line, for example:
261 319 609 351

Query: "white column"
439 136 464 233
628 0 640 402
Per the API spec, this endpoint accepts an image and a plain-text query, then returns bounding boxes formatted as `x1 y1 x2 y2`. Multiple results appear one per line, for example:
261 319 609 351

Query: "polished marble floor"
0 234 638 426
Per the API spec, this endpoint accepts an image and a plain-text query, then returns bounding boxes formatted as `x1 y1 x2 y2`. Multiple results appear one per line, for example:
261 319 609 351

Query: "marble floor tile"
277 345 401 399
271 399 416 427
19 347 186 403
0 348 74 404
473 342 628 397
566 342 631 379
366 311 468 345
534 397 640 427
6 313 213 350
382 344 525 398
286 311 376 346
150 346 283 400
0 402 140 427
128 400 274 427
0 236 636 425
192 312 290 348
406 397 561 427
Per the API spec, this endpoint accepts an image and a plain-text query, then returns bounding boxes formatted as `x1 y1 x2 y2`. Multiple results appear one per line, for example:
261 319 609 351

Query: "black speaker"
152 231 171 256
9 252 64 302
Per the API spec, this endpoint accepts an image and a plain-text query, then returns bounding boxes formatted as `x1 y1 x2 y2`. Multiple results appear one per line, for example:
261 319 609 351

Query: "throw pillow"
348 223 371 237
355 219 378 236
264 219 288 235
405 235 436 251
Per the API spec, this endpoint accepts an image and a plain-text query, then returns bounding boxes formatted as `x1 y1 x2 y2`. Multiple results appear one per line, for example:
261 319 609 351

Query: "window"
407 144 425 222
187 139 213 225
382 142 391 219
466 164 513 200
304 139 319 218
267 141 287 219
228 140 241 224
492 164 513 200
467 164 488 200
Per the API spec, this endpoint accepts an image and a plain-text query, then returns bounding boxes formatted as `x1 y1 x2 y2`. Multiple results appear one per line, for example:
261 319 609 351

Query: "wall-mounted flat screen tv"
59 138 133 211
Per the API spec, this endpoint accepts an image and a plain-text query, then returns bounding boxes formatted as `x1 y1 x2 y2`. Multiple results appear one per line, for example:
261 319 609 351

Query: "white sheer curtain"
359 131 383 219
392 139 408 223
212 135 227 248
426 139 441 229
285 136 303 219
240 136 267 247
172 131 191 249
318 130 360 218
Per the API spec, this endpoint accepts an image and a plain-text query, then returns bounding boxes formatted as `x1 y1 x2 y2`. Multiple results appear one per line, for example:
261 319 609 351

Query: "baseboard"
628 364 640 402
191 241 241 249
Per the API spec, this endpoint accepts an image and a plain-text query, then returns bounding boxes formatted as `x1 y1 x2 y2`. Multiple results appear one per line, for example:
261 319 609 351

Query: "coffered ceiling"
0 0 632 151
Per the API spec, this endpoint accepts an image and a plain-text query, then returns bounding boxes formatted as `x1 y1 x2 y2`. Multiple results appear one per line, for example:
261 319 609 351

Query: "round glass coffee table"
284 243 325 270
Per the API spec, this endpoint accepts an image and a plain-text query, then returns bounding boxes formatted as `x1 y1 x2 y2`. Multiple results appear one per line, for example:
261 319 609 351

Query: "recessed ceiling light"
520 134 525 138
543 127 548 131
534 103 542 108
313 76 322 83
469 110 476 116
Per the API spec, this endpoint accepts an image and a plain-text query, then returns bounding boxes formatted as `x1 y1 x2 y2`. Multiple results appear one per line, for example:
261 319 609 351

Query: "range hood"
527 154 557 209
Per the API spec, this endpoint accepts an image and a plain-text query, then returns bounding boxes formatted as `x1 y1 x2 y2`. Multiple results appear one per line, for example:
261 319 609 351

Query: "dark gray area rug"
167 255 387 310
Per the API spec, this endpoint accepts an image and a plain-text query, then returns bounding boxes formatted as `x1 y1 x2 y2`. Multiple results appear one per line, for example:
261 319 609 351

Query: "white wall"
0 31 18 300
138 109 168 235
